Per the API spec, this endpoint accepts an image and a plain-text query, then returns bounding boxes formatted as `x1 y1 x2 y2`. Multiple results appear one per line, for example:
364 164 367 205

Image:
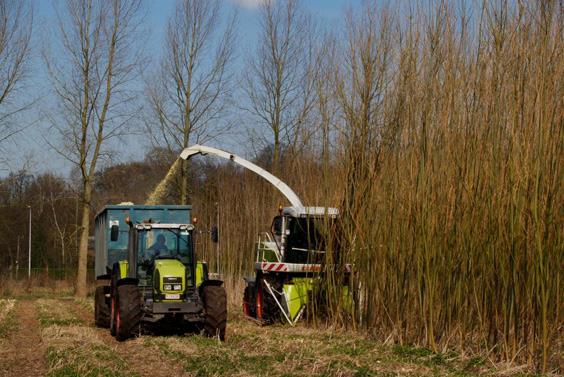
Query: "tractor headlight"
173 284 182 291
164 284 173 291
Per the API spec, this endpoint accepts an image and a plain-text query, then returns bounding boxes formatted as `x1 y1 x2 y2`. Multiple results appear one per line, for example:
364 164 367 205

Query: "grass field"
0 298 16 338
0 293 551 377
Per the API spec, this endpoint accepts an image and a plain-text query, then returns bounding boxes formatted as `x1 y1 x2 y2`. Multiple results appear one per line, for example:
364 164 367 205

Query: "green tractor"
94 205 227 341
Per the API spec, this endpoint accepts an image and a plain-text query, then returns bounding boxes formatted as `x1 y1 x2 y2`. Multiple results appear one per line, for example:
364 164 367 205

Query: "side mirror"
211 226 218 243
110 224 119 241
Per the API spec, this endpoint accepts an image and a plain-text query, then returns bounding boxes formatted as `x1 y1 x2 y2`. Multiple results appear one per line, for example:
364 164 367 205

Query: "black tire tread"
94 286 110 328
202 285 227 341
115 284 143 341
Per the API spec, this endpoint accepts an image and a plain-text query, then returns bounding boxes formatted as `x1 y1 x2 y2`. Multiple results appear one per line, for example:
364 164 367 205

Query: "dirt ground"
0 300 46 377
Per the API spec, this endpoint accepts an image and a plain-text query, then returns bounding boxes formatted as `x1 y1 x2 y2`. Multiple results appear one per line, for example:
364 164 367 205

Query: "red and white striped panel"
256 262 324 273
259 262 289 272
255 262 353 273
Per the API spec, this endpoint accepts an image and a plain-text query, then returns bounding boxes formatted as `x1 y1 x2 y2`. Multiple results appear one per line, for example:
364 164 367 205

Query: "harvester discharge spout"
180 144 304 209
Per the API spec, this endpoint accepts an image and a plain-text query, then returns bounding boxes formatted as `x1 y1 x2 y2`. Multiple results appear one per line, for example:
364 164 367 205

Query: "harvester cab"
261 206 338 265
94 205 227 341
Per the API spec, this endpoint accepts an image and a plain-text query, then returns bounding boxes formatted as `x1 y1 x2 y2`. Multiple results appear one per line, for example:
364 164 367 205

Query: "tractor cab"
128 223 195 290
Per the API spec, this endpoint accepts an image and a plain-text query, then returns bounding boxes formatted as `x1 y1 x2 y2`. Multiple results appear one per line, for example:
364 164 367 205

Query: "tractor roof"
133 223 194 230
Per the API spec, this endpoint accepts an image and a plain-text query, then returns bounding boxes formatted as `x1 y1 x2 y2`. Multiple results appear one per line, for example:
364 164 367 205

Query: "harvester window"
285 218 326 264
271 216 282 236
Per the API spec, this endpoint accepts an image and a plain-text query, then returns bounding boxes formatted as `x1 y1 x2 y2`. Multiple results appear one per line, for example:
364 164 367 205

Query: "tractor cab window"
136 228 193 285
139 229 192 264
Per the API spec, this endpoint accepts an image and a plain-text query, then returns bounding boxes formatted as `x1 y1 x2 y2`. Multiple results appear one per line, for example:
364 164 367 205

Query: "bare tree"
44 0 144 297
243 0 316 172
146 0 236 204
0 0 32 144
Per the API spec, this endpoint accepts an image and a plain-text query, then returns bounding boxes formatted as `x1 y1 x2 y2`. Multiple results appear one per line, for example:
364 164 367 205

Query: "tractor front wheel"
202 285 227 341
94 286 110 328
115 284 143 341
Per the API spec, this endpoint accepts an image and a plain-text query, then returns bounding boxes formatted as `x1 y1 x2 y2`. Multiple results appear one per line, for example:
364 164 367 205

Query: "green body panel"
195 262 205 286
283 278 353 320
284 278 313 320
118 261 128 278
341 285 353 313
155 259 185 296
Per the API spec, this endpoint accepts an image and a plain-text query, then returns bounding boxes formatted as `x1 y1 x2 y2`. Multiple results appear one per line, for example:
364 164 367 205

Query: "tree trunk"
273 130 280 175
75 183 92 298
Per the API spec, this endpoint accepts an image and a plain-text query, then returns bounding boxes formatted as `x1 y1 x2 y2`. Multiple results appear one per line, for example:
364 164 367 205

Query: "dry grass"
38 298 138 377
140 305 514 377
0 278 74 298
75 297 95 313
43 325 137 377
36 298 83 327
4 296 549 376
0 298 16 338
0 298 15 322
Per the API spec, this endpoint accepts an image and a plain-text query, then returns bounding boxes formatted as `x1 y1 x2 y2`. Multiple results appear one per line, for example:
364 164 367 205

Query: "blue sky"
3 0 361 177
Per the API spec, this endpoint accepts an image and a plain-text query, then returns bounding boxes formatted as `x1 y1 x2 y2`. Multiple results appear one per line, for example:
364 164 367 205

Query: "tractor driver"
147 234 169 258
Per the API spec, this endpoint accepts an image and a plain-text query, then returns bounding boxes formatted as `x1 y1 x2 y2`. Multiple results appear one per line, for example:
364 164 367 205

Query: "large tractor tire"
94 286 110 328
202 285 227 341
115 284 143 341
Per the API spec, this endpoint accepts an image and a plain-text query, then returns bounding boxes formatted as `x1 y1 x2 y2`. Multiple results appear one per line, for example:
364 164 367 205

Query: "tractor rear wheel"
115 284 143 341
202 285 227 341
94 286 110 328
